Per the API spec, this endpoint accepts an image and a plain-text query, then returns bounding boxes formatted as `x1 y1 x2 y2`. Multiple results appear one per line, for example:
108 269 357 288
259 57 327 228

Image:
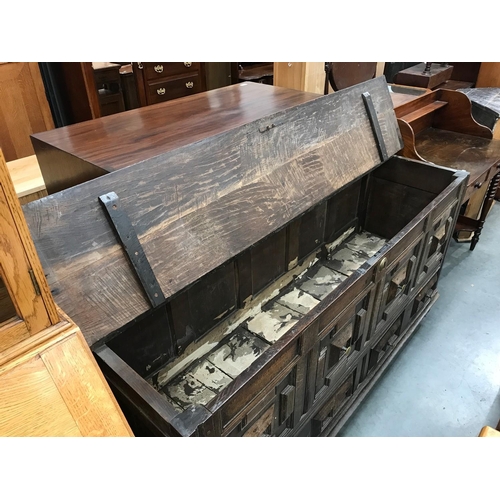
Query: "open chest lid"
23 76 403 346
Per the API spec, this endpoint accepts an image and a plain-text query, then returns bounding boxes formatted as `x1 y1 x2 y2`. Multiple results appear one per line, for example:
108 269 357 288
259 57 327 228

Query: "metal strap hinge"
29 269 41 296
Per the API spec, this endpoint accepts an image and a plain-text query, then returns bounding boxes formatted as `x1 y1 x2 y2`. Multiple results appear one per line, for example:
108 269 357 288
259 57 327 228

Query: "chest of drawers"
133 62 206 107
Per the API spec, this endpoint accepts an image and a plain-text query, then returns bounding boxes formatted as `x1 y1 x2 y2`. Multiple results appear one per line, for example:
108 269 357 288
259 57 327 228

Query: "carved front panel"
311 369 356 436
374 237 423 334
418 201 457 285
312 291 372 404
226 367 297 437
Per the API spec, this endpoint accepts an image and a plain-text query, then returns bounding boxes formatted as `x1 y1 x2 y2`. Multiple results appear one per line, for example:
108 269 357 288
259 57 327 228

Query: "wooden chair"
324 62 377 94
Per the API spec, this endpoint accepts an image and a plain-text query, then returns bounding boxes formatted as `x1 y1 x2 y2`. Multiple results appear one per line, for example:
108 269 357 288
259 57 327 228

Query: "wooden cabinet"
394 88 500 250
133 62 206 107
23 78 467 436
0 63 54 161
0 149 132 437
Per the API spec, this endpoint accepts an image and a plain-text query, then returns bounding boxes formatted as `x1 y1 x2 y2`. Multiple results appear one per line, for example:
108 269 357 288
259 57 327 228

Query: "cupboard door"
0 151 59 352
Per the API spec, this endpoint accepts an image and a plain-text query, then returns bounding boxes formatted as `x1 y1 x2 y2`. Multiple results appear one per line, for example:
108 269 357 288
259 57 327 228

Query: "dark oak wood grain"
32 83 322 193
23 77 468 437
24 77 403 347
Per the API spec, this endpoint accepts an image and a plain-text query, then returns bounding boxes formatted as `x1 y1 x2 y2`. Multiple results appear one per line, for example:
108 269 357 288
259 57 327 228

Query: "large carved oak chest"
23 77 467 436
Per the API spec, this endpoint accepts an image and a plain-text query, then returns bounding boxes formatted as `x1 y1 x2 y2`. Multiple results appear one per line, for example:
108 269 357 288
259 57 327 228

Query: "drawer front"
464 169 490 202
147 74 202 105
94 68 120 86
143 62 200 81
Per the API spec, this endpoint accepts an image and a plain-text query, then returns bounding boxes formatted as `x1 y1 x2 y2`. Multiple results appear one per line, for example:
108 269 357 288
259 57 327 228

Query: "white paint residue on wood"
154 341 219 387
247 303 301 344
164 373 217 408
191 360 233 391
207 330 269 378
277 288 320 314
325 226 355 254
299 265 347 300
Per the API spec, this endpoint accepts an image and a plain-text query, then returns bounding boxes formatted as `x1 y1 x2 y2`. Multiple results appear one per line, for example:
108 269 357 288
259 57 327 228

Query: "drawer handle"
157 88 166 95
474 181 483 189
184 62 192 68
185 81 194 89
378 257 387 272
154 65 163 73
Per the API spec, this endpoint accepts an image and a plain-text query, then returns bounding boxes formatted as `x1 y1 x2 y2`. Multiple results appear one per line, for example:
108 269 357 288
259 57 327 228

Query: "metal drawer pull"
154 65 163 73
185 81 194 89
184 62 192 67
157 88 166 95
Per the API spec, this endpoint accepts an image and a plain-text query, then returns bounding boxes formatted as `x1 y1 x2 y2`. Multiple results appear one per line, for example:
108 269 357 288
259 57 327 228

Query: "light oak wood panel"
274 62 326 94
0 63 54 161
41 329 133 437
0 354 83 437
6 155 47 204
479 425 500 437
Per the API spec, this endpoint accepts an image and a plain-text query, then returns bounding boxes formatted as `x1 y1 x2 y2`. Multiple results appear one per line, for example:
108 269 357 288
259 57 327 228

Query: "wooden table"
32 83 321 194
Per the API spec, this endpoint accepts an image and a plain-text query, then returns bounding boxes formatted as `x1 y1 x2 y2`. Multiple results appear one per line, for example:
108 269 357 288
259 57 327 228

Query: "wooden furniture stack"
394 88 500 250
0 150 133 437
93 62 125 117
133 62 206 107
24 78 467 436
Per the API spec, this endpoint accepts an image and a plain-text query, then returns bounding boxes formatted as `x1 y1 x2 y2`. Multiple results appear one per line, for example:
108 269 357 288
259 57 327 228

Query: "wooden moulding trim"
396 119 426 162
93 345 186 435
435 89 493 139
0 319 73 375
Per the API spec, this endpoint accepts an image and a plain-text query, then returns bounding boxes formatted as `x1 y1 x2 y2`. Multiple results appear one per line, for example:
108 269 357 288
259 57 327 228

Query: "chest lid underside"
23 76 403 346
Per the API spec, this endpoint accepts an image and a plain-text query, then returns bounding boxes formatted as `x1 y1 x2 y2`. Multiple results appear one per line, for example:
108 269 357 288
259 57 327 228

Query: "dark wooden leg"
470 170 500 251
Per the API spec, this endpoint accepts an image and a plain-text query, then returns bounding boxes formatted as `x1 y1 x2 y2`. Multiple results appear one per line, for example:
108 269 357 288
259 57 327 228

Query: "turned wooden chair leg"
470 170 500 251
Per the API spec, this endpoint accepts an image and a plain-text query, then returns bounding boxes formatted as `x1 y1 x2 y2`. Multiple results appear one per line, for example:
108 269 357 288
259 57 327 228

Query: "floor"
337 203 500 437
